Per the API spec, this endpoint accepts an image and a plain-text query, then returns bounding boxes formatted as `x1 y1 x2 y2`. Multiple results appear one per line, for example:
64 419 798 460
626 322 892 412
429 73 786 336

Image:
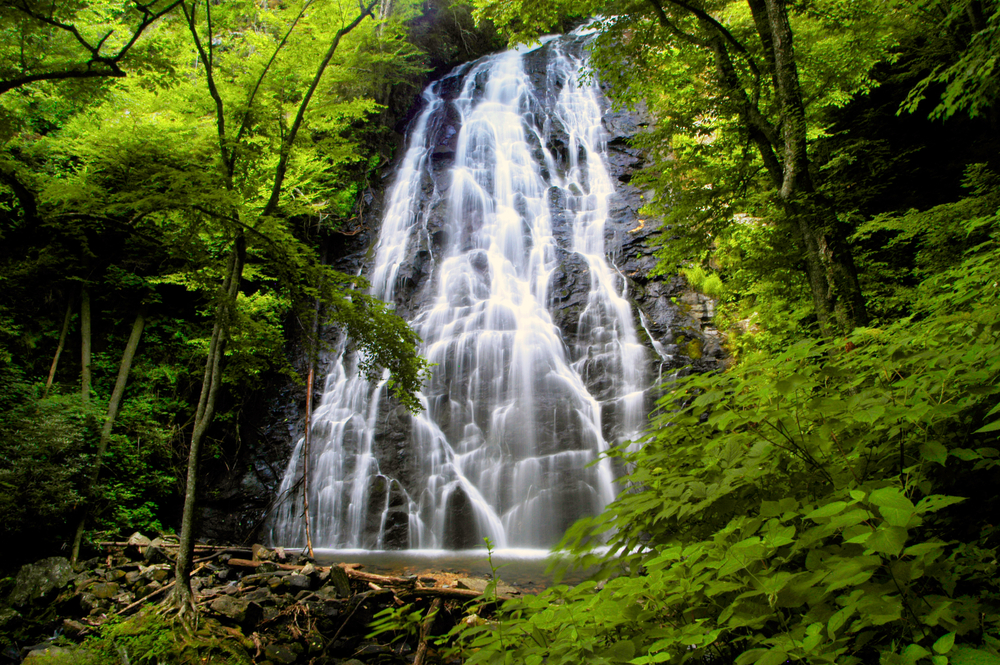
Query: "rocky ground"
1 535 519 665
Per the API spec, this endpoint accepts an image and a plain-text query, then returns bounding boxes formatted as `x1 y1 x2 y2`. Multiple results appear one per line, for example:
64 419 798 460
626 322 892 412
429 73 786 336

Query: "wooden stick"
225 558 417 587
413 598 442 665
44 300 72 398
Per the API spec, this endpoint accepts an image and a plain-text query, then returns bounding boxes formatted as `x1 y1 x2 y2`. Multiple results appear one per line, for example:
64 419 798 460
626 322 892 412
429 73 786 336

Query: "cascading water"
270 31 656 551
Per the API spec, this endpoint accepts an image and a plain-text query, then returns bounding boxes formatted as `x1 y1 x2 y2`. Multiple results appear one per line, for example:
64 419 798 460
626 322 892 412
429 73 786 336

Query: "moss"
81 612 252 665
685 339 703 360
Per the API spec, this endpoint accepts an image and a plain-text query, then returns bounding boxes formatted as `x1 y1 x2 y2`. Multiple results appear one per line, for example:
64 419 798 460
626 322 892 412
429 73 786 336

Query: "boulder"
252 543 276 562
90 582 119 600
455 577 518 596
21 645 74 664
0 607 21 631
208 596 262 629
125 532 152 559
8 557 76 607
143 538 169 564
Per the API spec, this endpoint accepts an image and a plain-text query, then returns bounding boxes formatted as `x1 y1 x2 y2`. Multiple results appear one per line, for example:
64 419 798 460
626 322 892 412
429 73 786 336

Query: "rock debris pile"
1 534 516 665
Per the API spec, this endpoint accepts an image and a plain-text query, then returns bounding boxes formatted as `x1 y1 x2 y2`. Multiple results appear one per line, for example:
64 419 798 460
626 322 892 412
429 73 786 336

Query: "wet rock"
8 557 76 607
322 566 351 598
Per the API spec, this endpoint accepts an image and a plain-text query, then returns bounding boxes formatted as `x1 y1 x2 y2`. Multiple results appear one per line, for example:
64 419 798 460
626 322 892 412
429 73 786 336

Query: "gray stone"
8 557 76 607
455 577 518 596
285 574 312 591
62 618 86 636
126 532 152 559
91 582 119 600
209 596 262 628
144 538 169 564
252 543 275 562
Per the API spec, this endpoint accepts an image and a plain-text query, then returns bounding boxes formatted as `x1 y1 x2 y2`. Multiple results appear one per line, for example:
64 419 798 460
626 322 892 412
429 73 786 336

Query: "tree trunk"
44 300 72 398
70 309 147 563
762 0 867 332
80 287 92 405
172 236 246 618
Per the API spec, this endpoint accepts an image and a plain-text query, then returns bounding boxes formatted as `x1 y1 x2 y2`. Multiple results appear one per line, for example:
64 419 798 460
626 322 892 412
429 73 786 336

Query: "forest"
1 0 999 663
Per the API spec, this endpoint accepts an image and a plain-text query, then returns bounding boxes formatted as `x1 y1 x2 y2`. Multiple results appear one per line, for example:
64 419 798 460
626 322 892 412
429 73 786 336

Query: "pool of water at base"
311 549 599 594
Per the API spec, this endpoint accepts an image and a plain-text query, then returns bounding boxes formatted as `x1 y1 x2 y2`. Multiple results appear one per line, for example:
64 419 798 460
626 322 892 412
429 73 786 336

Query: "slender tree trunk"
301 268 324 558
302 357 316 558
44 300 73 398
70 309 147 563
172 236 246 617
80 287 92 406
762 0 867 332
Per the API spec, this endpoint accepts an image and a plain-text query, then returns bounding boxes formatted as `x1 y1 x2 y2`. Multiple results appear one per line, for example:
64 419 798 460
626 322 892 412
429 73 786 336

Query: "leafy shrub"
441 212 1000 664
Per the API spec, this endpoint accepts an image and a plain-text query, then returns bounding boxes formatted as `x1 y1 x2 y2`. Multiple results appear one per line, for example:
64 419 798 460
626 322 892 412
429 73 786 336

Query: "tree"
0 0 182 95
476 0 877 334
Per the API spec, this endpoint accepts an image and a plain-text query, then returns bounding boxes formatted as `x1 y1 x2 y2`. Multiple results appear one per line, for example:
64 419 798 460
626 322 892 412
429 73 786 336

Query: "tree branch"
262 0 379 217
0 0 183 95
229 0 317 176
183 0 232 186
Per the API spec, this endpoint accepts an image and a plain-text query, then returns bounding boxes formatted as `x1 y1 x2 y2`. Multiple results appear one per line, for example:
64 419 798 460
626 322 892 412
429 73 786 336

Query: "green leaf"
975 419 1000 434
915 495 965 514
921 441 949 465
758 648 788 665
828 604 855 638
905 644 932 664
903 541 945 557
951 645 1000 665
604 640 636 662
935 633 956 655
869 487 914 512
807 501 848 520
866 526 909 557
735 649 769 665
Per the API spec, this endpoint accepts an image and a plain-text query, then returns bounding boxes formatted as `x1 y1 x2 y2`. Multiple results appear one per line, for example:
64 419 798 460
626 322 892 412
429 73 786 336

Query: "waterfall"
269 32 653 551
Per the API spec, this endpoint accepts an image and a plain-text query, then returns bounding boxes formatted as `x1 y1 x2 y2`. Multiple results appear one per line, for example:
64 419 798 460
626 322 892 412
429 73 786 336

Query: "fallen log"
397 587 510 602
225 558 417 587
97 541 253 555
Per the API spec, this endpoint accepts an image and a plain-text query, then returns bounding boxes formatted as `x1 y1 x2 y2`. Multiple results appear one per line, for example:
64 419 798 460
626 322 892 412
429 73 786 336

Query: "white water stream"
270 34 649 550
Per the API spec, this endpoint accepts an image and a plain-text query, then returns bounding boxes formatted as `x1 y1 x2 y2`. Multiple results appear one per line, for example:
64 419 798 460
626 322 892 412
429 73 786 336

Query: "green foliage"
680 264 724 300
78 611 252 664
444 192 1000 664
900 0 1000 120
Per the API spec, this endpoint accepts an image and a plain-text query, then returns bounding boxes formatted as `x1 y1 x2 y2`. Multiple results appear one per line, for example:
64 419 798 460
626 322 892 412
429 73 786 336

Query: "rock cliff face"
202 33 723 547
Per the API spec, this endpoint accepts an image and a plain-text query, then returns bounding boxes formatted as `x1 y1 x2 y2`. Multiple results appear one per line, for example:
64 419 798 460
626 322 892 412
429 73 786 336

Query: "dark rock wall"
201 34 724 546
